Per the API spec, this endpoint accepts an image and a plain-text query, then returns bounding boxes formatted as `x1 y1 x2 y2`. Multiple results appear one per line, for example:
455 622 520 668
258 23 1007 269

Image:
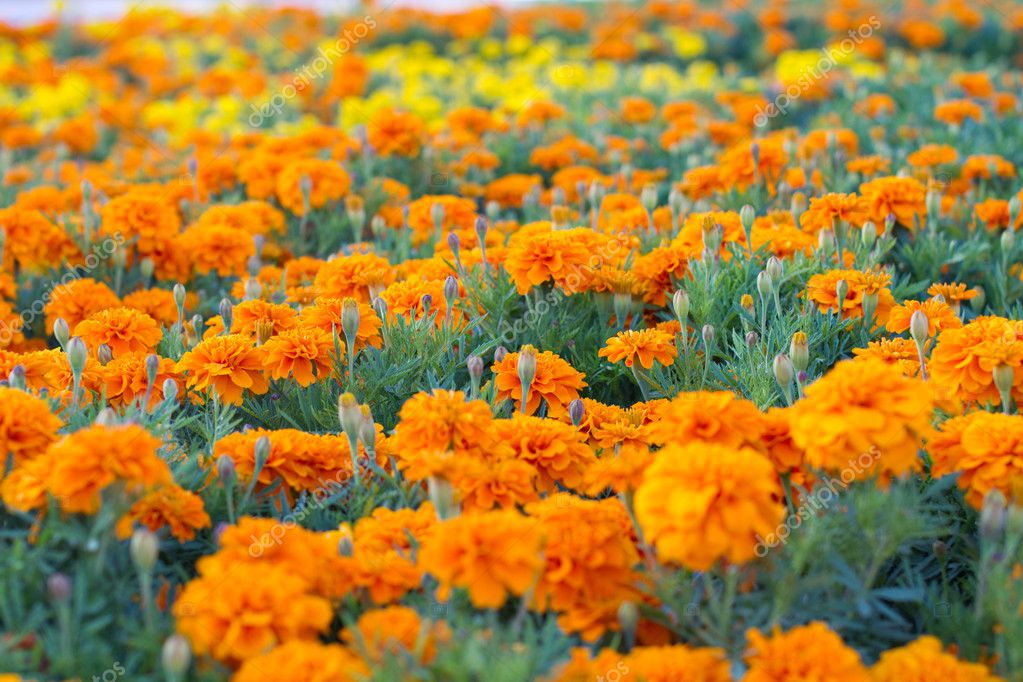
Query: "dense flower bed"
1 1 1023 680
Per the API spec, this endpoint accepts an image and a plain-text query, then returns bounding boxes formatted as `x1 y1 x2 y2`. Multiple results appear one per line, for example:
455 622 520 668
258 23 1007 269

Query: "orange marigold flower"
276 158 351 216
73 307 163 358
99 189 181 258
299 297 382 350
907 143 958 168
599 328 678 369
390 389 511 464
176 334 268 405
886 298 962 336
635 442 784 570
122 288 179 326
927 282 977 312
44 278 121 334
405 194 477 246
788 358 934 483
743 622 869 682
493 414 595 492
179 222 255 277
174 563 333 667
115 483 210 541
647 390 766 449
342 606 450 665
417 509 543 608
805 268 895 322
871 635 1003 681
545 645 731 682
230 299 299 338
503 226 595 295
262 326 338 386
492 348 587 419
379 276 460 329
40 423 171 514
232 641 367 682
852 337 924 378
0 387 62 465
934 99 984 126
102 352 182 409
859 176 928 229
930 316 1023 405
367 108 426 158
930 411 1023 509
313 251 395 302
799 192 870 235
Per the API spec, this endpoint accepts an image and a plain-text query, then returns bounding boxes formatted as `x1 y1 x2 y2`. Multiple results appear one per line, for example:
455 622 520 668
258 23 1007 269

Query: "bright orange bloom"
886 298 962 336
799 193 870 235
230 299 299 338
261 326 338 386
73 307 163 358
934 99 984 126
298 297 383 350
635 442 783 570
852 337 925 378
805 268 896 323
102 352 182 409
314 251 395 302
115 483 211 541
647 390 766 449
492 348 587 419
744 622 869 682
859 176 928 229
232 641 367 682
179 223 255 277
406 194 477 246
213 428 359 494
418 509 543 608
342 606 450 665
0 387 62 465
599 328 677 369
276 158 351 215
493 413 595 492
930 411 1023 509
930 316 1023 405
871 635 1003 681
367 108 426 158
176 334 268 405
788 358 934 483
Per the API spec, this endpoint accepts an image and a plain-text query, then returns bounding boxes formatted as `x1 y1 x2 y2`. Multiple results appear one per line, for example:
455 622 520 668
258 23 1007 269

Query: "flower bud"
790 332 809 372
216 454 236 486
428 475 457 520
672 289 690 326
861 222 877 247
341 297 360 344
373 296 388 323
337 533 355 557
756 270 773 299
932 540 947 560
130 528 159 574
980 489 1008 543
474 216 489 244
145 353 160 387
420 294 433 316
765 255 783 283
909 310 930 345
1001 228 1015 253
430 201 445 231
47 573 72 603
835 279 849 310
617 600 639 646
739 204 756 232
817 228 835 251
494 345 508 364
640 184 658 213
443 275 459 308
161 634 192 681
517 345 538 412
970 286 986 314
254 319 273 345
861 291 878 326
701 324 714 348
466 354 484 396
139 257 155 281
745 331 759 348
67 337 88 377
485 201 500 222
219 298 233 331
96 344 113 366
173 283 186 317
358 404 376 453
244 278 262 301
773 353 794 388
338 393 362 442
569 398 585 427
162 378 178 403
740 294 754 317
993 363 1015 412
7 364 24 391
53 317 70 350
94 407 118 427
253 435 271 473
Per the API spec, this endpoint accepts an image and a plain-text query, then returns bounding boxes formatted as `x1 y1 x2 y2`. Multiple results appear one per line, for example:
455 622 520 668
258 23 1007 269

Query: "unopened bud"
756 271 773 299
569 398 585 426
617 600 639 646
161 634 192 681
7 364 24 391
745 331 759 348
494 345 508 364
672 289 690 326
253 435 271 472
739 204 755 232
790 332 809 372
53 317 70 349
835 279 849 310
47 573 72 603
130 528 159 574
219 298 233 330
96 344 113 365
341 297 360 345
765 255 783 282
162 378 178 403
980 489 1008 543
701 324 714 348
909 309 930 344
773 353 794 388
173 283 186 317
338 393 362 440
517 346 538 412
428 475 457 520
216 454 236 486
443 275 459 308
358 404 376 453
861 222 877 247
67 337 88 377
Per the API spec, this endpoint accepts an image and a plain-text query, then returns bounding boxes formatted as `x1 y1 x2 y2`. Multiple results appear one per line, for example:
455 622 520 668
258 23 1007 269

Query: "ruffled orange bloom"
599 328 678 369
859 176 928 229
99 189 181 259
870 635 1003 681
102 352 182 409
907 143 958 168
417 509 543 608
788 358 934 483
635 442 783 570
367 108 426 157
493 414 595 492
406 194 477 246
313 251 395 302
342 606 450 665
546 645 731 682
0 207 80 272
799 192 870 235
73 307 163 358
115 483 210 541
934 99 984 126
18 423 171 514
232 641 367 682
631 246 688 306
930 411 1023 509
0 387 62 465
230 299 299 338
492 347 587 419
44 278 121 334
276 158 351 216
485 173 542 208
261 325 337 386
176 334 268 405
927 282 977 312
526 495 642 638
379 276 461 328
647 390 766 449
961 154 1016 182
174 562 333 667
886 298 962 336
213 428 359 494
744 622 869 682
122 288 179 326
805 268 896 322
504 226 606 294
930 316 1023 405
852 337 924 378
179 223 254 277
298 297 383 350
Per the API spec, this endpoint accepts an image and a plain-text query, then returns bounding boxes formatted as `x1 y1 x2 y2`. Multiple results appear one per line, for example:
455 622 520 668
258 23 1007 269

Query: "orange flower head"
0 387 62 465
115 483 210 541
176 334 268 405
743 622 869 682
599 328 678 369
871 635 1003 681
261 325 338 386
73 307 163 358
493 348 587 419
